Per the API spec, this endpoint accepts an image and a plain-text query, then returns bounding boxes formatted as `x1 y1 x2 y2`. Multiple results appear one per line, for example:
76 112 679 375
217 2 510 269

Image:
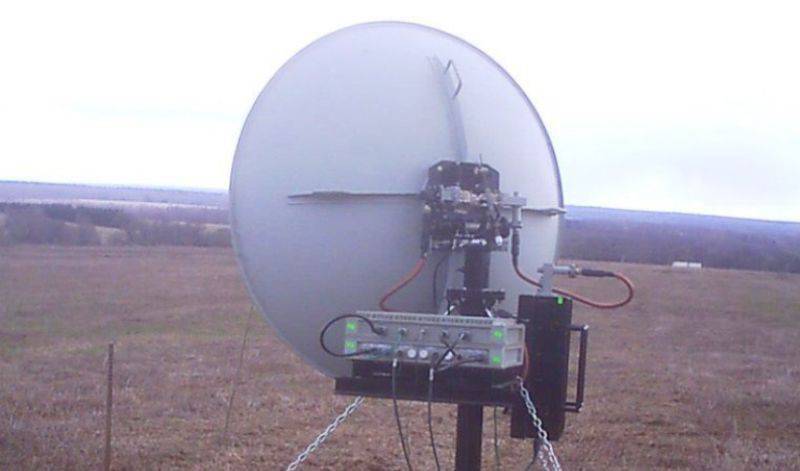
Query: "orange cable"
379 257 428 312
514 262 635 309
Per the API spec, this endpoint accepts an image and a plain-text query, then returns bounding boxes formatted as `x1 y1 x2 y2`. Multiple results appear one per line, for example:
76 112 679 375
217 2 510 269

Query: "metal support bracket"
444 59 463 99
564 324 589 413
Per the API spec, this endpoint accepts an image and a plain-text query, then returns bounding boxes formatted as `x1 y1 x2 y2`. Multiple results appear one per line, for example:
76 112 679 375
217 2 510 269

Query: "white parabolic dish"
230 22 564 377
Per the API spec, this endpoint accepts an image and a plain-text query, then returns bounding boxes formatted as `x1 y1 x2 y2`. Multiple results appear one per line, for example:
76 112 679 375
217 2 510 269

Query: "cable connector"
513 261 635 309
539 263 579 278
578 268 615 278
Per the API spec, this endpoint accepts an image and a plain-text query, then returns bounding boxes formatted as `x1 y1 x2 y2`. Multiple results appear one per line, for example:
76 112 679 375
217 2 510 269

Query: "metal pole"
223 308 254 442
104 343 113 471
455 404 483 470
454 247 490 470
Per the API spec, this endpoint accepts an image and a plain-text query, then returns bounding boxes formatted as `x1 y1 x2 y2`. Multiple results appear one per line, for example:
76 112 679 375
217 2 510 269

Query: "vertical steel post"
454 247 490 470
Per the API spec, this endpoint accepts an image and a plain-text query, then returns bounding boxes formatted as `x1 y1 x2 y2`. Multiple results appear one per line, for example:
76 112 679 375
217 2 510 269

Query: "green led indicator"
491 355 502 365
492 330 504 340
344 340 357 351
345 321 357 332
557 296 564 305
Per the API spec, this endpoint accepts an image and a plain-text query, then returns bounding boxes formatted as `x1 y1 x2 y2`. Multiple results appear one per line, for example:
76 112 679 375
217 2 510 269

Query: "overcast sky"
1 1 798 222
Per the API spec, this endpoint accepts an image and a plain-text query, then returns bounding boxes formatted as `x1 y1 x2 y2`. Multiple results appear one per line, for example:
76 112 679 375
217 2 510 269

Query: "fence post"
104 343 114 471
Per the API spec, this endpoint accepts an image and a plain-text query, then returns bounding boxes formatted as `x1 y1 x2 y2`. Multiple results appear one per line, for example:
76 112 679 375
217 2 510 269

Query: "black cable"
318 314 383 358
423 340 462 471
392 359 414 471
431 250 451 308
525 457 536 471
433 338 459 370
426 343 492 470
426 366 441 471
425 340 484 471
493 406 501 471
435 356 485 373
525 438 541 470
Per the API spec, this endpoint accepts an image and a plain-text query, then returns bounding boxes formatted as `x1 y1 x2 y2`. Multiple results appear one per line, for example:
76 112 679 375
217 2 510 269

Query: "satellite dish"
230 22 564 378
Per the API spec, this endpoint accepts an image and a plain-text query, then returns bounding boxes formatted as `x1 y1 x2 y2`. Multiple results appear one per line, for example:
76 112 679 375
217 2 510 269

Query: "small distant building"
672 261 702 269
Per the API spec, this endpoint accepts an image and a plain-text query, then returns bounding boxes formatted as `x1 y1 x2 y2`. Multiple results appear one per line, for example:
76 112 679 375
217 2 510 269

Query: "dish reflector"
230 22 564 377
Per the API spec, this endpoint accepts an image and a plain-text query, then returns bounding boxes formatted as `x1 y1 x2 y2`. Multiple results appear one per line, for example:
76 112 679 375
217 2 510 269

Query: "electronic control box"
343 311 525 369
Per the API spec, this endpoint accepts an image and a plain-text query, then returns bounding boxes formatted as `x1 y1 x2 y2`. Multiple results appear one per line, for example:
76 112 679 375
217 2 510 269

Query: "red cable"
379 257 428 312
514 262 635 309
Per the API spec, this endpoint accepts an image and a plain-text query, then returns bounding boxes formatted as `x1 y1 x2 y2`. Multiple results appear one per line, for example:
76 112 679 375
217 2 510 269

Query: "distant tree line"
3 202 800 274
0 205 102 245
559 219 800 274
0 203 230 247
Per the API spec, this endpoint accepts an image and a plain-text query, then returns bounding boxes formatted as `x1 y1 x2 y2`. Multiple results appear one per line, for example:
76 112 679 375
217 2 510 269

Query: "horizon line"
2 178 798 225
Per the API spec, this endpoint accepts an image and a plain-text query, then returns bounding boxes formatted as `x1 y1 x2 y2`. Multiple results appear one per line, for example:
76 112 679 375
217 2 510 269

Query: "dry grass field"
1 245 799 470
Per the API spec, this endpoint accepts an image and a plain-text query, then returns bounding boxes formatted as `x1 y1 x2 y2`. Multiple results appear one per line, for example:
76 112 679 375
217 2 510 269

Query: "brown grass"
1 246 799 469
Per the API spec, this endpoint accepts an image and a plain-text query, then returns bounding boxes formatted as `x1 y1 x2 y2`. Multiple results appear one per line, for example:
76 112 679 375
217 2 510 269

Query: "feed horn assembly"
230 22 634 471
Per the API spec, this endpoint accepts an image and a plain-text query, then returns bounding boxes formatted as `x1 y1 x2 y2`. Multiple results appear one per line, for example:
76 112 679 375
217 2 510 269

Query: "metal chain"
286 396 365 471
517 377 562 471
